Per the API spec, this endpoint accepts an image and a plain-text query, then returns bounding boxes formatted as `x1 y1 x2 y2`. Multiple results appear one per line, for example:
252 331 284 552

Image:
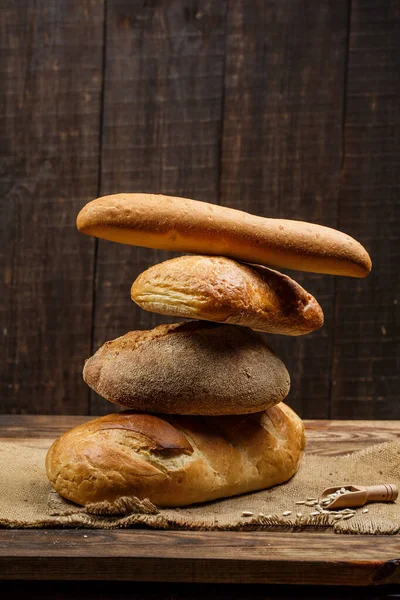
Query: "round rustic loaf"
46 403 306 508
83 321 290 415
131 255 324 336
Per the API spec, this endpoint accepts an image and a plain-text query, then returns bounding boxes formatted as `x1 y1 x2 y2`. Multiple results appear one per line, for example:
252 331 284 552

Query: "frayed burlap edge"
1 512 399 534
85 495 159 515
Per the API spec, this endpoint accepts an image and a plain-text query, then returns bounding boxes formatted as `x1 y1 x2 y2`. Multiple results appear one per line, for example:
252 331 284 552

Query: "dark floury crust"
131 255 324 336
83 322 291 415
76 193 372 277
46 404 306 508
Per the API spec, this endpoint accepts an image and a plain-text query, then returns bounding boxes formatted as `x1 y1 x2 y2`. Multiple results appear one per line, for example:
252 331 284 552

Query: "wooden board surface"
1 529 399 585
0 416 400 585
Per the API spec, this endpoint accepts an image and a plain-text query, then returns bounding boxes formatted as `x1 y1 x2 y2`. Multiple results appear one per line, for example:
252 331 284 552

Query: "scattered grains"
242 511 253 517
290 490 373 524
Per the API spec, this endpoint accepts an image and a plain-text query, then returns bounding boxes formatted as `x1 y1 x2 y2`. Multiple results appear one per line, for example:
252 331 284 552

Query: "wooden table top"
0 416 399 586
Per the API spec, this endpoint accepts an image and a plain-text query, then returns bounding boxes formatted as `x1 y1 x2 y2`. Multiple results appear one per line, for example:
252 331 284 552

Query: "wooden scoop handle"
366 484 398 502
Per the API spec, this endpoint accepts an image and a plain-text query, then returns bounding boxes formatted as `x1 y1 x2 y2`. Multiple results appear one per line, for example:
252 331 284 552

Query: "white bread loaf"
131 255 324 336
76 193 371 277
45 403 306 508
83 321 290 415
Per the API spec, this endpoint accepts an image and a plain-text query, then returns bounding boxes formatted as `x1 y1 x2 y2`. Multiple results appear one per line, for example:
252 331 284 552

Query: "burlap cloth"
1 439 399 534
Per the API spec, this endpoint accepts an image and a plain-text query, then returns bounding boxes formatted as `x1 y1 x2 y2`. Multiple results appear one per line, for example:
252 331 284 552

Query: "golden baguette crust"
83 321 290 415
76 193 372 277
45 404 306 508
131 255 324 336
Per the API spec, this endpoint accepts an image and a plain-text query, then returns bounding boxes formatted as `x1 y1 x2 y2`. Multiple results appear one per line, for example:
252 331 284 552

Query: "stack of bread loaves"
46 194 371 509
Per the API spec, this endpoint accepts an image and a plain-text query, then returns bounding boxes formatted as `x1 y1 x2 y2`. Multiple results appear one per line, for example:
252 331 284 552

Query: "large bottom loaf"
46 403 305 508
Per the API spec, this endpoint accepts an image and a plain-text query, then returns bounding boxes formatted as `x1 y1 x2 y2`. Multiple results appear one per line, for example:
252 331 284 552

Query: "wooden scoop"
320 484 398 510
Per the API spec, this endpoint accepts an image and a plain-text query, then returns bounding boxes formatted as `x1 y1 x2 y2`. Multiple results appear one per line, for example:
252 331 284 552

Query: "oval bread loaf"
45 403 306 508
131 255 324 336
83 321 290 415
76 193 372 277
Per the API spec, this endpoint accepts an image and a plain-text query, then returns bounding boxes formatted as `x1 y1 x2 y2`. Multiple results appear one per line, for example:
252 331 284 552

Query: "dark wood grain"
1 415 399 456
0 0 104 414
91 0 228 414
219 0 349 419
0 529 399 584
331 0 400 418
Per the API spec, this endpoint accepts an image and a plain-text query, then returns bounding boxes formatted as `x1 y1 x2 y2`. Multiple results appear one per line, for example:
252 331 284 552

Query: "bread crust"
83 321 290 414
131 255 324 336
76 193 372 277
45 403 306 508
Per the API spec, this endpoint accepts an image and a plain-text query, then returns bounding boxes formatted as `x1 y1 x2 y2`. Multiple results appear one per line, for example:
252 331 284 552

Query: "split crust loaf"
46 403 306 508
131 255 324 336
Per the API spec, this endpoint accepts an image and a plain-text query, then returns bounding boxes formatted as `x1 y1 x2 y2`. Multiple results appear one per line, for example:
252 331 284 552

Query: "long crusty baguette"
131 255 324 336
83 321 290 415
76 193 371 277
46 403 305 508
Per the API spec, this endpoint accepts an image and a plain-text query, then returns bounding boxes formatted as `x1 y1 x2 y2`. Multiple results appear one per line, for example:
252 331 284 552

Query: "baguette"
45 403 305 508
131 255 324 335
83 321 290 414
76 193 371 277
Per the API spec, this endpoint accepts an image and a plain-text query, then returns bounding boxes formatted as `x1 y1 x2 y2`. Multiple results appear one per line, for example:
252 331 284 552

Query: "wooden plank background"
0 0 398 418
